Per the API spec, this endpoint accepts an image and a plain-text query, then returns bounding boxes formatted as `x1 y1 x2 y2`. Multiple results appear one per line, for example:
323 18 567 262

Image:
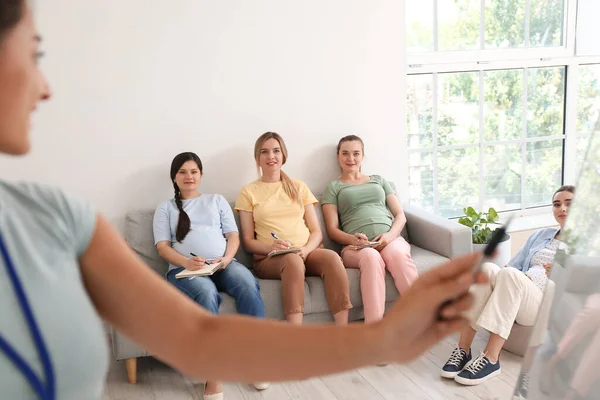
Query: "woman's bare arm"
386 193 407 237
222 231 240 260
79 214 482 383
156 241 197 266
322 203 364 246
373 194 408 248
238 210 273 255
302 204 324 252
156 241 205 270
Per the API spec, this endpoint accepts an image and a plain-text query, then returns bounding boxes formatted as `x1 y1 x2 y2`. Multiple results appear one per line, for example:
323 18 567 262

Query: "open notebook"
267 248 302 257
347 241 381 251
175 262 224 279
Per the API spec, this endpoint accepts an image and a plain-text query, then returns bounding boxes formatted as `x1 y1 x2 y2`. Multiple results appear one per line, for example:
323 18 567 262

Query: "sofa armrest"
111 329 149 361
403 204 472 259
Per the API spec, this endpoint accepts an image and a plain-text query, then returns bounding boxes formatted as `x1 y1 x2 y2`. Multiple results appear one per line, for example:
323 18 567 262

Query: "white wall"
577 0 600 56
1 1 406 230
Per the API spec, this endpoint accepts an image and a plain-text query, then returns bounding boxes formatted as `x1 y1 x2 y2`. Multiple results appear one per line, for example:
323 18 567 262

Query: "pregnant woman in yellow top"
235 132 352 325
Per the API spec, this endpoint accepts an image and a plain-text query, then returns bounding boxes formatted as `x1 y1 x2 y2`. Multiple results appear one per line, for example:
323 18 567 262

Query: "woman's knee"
497 266 522 280
495 267 526 290
227 262 258 285
319 250 348 273
280 254 306 280
358 248 384 267
188 281 221 312
481 262 501 277
234 272 261 294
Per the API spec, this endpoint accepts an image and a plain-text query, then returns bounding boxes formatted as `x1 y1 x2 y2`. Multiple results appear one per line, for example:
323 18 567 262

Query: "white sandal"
253 382 271 390
203 392 223 400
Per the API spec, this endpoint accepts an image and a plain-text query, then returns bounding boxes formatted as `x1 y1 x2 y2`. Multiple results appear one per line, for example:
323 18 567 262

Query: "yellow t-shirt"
235 179 318 248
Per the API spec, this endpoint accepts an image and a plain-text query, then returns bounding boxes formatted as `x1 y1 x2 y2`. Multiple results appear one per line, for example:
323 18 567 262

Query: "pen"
190 252 211 264
271 232 291 249
437 215 514 321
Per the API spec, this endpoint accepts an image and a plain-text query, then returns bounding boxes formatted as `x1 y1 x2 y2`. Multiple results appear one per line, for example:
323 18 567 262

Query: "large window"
406 0 600 218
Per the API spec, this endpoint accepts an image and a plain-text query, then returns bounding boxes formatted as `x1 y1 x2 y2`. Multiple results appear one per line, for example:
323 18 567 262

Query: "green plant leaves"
458 217 474 227
464 206 479 218
487 207 499 222
473 227 493 244
457 206 500 244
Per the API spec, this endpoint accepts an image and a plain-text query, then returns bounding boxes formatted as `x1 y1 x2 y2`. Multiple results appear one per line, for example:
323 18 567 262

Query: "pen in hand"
271 232 291 249
190 252 211 264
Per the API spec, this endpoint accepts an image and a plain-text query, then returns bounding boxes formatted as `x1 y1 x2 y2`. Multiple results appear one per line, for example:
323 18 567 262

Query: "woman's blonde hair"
254 132 300 202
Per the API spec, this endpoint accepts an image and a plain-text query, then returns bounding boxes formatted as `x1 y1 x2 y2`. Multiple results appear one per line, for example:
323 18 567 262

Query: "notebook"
267 248 302 257
347 241 381 251
175 262 224 279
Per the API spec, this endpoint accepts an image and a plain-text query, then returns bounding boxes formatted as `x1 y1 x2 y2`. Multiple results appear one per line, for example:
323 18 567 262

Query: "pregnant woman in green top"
323 135 419 323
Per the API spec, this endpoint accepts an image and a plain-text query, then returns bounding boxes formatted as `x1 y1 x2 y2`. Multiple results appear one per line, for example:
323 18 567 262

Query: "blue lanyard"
0 232 55 400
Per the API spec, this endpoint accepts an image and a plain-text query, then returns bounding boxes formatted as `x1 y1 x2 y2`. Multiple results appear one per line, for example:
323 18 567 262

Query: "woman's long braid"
174 182 191 242
174 183 183 212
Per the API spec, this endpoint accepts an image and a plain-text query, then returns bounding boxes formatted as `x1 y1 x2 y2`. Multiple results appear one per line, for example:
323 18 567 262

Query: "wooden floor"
103 332 522 400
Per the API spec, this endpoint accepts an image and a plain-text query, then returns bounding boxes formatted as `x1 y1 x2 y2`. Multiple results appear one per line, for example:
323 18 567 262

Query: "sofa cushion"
124 209 167 275
410 246 450 273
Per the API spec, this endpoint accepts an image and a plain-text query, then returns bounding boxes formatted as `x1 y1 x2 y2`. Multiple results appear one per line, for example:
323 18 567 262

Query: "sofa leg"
125 358 137 384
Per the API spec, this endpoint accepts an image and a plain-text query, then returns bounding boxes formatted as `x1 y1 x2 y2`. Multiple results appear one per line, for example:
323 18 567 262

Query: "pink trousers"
342 237 418 323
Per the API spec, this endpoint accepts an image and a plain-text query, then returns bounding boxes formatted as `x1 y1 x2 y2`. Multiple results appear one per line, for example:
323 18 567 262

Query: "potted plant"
458 206 512 267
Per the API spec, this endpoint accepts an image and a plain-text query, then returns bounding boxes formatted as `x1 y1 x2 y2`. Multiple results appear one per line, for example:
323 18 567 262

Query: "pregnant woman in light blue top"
154 152 267 398
0 2 489 399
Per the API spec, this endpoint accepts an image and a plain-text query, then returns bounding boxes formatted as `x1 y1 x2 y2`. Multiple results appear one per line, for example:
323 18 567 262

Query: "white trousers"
464 262 544 340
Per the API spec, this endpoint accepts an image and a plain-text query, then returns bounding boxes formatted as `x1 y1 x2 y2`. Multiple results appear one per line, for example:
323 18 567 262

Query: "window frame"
406 0 600 218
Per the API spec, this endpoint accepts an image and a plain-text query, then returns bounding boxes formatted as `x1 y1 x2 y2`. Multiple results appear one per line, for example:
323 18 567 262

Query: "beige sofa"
110 192 474 383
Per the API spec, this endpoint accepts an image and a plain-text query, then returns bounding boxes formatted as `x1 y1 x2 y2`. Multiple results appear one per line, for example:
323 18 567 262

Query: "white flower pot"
472 233 512 268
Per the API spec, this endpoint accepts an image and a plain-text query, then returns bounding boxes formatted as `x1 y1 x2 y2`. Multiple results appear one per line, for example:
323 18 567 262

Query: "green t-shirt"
0 181 108 400
322 175 395 241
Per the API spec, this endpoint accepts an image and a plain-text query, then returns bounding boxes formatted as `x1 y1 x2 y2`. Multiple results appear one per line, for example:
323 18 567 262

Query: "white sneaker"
253 382 271 390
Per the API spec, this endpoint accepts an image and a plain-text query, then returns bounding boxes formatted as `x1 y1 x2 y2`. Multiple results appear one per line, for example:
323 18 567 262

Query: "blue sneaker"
441 347 471 378
454 353 501 385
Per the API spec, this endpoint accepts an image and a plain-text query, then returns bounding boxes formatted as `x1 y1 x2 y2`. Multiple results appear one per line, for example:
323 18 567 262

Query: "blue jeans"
166 260 265 317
